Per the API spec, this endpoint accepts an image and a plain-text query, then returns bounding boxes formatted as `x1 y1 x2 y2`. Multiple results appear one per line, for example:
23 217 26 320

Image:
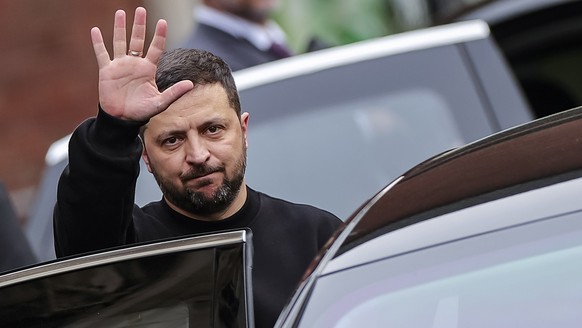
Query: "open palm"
91 8 193 122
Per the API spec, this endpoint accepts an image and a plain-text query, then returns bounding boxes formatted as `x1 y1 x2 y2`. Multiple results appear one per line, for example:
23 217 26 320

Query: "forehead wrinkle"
166 86 232 118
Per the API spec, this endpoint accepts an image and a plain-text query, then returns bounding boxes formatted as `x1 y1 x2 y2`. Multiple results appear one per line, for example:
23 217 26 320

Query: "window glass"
0 245 248 328
246 89 464 218
513 46 582 117
297 199 582 327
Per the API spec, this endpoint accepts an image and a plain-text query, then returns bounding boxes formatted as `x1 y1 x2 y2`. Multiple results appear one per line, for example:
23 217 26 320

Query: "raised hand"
91 7 193 121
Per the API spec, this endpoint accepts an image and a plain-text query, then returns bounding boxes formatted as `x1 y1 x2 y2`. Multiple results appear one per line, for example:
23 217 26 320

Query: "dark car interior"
442 0 582 118
490 1 582 118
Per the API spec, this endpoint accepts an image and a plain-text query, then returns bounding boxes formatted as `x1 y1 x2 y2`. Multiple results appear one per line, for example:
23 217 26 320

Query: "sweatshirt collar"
162 186 260 228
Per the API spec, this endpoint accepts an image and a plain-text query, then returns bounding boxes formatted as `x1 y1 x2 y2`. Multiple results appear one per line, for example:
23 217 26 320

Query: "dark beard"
153 152 247 217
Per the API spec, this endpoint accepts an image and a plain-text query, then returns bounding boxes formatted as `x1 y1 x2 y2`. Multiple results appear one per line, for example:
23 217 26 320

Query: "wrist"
90 104 148 151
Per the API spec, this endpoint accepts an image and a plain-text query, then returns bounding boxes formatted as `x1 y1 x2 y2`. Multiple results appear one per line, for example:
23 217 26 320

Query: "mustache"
179 165 224 180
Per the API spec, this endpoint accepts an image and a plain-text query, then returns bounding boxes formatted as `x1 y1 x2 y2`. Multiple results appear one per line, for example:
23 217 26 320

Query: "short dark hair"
156 48 241 116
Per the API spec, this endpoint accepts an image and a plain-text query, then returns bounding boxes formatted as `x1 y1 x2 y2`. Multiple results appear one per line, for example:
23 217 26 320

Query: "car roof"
234 20 489 89
324 105 582 273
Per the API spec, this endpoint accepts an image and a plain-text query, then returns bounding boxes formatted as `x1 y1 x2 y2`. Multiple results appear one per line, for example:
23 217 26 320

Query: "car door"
0 230 254 328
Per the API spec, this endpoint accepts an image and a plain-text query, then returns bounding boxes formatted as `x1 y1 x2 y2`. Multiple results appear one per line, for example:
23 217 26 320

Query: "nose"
184 135 211 165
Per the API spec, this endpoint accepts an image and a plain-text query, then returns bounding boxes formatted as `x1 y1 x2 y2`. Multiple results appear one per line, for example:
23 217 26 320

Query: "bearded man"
54 8 341 328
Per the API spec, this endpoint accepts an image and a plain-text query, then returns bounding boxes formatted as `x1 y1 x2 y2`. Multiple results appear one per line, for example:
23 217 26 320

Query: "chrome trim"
234 20 490 90
0 230 247 288
45 134 70 166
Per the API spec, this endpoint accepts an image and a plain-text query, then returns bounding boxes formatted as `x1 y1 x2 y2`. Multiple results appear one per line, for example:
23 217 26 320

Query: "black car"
275 105 582 327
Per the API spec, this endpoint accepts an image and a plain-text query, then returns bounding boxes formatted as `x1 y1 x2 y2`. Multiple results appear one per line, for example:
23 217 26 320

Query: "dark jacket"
182 23 283 71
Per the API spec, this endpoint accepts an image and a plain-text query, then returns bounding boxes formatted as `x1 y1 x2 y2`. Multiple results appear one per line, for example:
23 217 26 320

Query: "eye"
206 125 223 135
162 136 180 146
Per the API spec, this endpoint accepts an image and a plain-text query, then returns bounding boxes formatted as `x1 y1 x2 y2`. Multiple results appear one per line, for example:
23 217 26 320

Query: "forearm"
54 108 145 257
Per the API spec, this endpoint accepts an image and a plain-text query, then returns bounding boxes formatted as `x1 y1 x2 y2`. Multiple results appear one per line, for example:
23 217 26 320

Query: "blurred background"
0 0 510 223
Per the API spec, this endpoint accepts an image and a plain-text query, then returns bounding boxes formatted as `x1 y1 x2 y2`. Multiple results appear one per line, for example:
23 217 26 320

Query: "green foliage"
274 0 399 53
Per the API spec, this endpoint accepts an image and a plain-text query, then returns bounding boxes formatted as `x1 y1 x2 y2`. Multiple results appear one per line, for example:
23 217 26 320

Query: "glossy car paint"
276 106 582 327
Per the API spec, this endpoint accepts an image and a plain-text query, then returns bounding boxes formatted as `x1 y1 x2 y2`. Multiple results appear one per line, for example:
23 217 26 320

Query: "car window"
465 0 582 118
510 41 582 118
0 230 253 328
294 178 582 327
247 88 463 218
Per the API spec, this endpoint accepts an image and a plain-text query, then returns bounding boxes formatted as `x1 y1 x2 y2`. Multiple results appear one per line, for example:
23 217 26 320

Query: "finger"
112 9 127 58
91 27 111 68
157 80 194 111
128 7 147 56
144 19 168 64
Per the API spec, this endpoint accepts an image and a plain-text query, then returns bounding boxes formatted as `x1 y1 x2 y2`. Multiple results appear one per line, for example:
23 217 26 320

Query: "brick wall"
0 0 143 220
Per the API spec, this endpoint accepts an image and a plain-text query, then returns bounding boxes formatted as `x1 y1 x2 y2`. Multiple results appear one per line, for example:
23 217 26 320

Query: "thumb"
158 80 194 110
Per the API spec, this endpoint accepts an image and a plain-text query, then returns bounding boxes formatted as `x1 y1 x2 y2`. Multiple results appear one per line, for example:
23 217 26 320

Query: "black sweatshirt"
54 109 342 328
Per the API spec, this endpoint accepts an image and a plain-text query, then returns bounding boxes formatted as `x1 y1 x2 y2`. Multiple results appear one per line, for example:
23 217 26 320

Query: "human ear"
241 112 250 148
142 147 153 173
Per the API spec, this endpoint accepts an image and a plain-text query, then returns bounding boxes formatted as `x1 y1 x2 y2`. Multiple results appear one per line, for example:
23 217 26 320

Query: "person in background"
182 0 325 71
53 7 342 327
0 182 36 273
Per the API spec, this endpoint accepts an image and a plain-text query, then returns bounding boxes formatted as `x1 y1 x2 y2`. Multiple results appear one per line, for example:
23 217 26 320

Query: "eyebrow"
153 130 181 144
200 117 230 130
152 116 231 143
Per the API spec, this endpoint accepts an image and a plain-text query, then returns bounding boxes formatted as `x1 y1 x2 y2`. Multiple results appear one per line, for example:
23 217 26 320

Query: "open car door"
0 229 254 328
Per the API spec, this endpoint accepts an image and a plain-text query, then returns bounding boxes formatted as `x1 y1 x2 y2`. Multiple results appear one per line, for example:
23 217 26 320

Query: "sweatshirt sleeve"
53 107 147 257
